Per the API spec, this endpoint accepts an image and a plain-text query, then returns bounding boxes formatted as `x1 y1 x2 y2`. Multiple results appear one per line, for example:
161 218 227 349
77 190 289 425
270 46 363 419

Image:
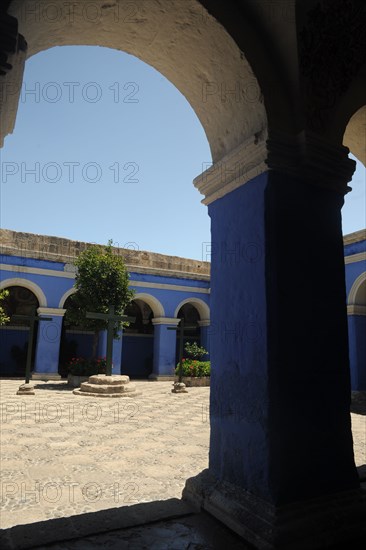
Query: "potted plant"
175 342 210 387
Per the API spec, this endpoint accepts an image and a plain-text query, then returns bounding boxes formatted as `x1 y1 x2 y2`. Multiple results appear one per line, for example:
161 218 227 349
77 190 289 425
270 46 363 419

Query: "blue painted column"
183 135 362 547
149 317 179 380
32 308 66 381
348 310 366 391
198 319 210 358
205 169 359 505
97 329 123 374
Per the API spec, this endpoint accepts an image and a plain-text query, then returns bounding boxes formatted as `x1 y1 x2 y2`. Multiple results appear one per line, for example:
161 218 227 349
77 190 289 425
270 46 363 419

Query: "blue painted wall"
0 327 33 376
348 316 366 390
122 335 154 378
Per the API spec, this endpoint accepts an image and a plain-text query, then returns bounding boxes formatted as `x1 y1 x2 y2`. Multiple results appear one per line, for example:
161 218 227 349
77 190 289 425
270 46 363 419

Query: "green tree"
65 241 135 358
184 341 208 359
0 289 10 326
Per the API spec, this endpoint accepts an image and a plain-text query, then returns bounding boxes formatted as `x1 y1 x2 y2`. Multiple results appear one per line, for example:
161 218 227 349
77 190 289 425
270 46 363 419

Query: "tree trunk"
91 330 99 361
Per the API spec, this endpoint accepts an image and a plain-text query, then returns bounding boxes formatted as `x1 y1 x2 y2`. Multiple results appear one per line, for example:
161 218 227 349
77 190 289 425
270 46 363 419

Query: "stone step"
88 375 130 385
80 382 137 394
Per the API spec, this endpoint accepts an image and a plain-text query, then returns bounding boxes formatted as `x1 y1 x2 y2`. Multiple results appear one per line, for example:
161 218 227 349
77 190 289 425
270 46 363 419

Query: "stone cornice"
0 229 210 281
194 132 268 205
198 319 210 327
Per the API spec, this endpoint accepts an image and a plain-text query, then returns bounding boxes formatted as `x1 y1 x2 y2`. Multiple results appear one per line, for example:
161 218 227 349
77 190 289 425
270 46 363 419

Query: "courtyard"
0 379 365 532
0 380 210 529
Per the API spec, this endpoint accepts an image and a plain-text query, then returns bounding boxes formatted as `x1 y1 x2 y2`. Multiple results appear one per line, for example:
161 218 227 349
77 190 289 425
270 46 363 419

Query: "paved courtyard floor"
0 379 365 533
0 379 210 530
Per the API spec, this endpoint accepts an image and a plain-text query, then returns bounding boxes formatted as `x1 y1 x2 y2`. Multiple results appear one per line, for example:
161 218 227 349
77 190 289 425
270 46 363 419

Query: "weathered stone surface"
0 229 210 281
73 374 141 398
16 383 35 396
182 376 210 387
88 375 130 385
79 382 137 394
172 382 188 394
183 469 366 549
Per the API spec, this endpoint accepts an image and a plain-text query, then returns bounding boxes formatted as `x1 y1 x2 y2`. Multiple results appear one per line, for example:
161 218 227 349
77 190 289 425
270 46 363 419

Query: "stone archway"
1 1 365 546
123 298 154 378
0 285 39 376
5 0 267 163
175 302 202 364
343 106 366 167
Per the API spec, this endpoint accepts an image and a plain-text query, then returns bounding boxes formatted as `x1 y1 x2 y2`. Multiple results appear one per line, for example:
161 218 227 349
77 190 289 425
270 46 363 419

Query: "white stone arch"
343 106 366 167
0 277 47 307
348 272 366 305
174 297 210 321
58 288 76 308
133 293 165 318
7 0 267 163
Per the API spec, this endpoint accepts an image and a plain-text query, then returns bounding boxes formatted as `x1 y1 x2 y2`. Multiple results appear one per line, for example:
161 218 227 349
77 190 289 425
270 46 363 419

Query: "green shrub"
67 357 107 376
175 358 210 377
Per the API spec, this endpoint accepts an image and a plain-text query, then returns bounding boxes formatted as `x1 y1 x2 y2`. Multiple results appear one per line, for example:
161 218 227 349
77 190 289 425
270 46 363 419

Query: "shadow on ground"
33 382 73 391
0 498 253 550
351 392 366 415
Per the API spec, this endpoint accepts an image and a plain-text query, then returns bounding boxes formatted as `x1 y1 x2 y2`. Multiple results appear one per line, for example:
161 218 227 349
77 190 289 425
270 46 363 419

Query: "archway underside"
8 0 267 163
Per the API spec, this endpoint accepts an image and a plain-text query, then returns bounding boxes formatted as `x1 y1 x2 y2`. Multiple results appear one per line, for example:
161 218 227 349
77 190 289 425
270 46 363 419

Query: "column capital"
152 317 180 326
194 131 268 205
194 130 356 205
266 130 355 195
198 319 210 327
37 307 66 317
347 305 366 316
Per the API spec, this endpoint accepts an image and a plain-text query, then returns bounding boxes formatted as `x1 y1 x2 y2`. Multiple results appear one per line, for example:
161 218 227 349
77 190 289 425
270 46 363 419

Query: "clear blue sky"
0 46 365 260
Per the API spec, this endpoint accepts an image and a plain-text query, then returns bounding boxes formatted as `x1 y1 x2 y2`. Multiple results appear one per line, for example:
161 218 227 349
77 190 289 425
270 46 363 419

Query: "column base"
148 374 176 381
32 373 62 381
182 469 366 549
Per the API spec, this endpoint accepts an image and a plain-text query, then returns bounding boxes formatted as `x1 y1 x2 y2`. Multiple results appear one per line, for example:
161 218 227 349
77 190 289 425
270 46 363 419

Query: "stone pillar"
149 317 180 380
198 319 210 358
347 306 366 391
97 329 123 375
32 308 66 381
183 133 365 547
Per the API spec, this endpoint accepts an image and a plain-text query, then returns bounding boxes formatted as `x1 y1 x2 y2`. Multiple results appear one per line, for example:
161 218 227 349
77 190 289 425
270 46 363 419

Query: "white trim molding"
0 277 47 307
347 305 366 316
348 272 366 305
152 317 180 326
37 307 66 317
194 133 268 205
58 288 76 308
0 263 75 279
174 298 210 321
198 319 211 327
130 280 210 294
344 252 366 264
133 293 165 318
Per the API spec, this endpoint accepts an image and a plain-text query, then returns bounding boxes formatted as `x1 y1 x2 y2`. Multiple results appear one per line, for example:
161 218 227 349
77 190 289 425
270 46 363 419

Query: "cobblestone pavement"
0 380 365 531
0 380 209 529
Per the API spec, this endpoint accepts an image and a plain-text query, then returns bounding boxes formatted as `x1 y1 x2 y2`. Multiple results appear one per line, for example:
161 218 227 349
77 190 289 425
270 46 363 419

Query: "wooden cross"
86 305 135 376
167 318 197 383
11 308 52 384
